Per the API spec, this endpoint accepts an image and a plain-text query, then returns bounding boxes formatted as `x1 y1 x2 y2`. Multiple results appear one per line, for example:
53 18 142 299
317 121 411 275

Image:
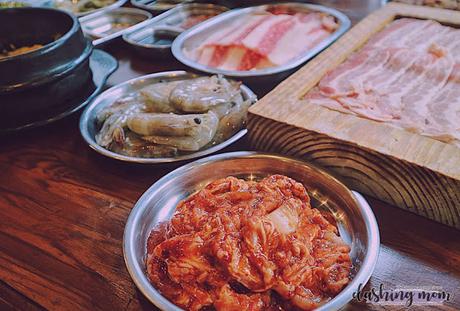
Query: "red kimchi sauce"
146 175 352 310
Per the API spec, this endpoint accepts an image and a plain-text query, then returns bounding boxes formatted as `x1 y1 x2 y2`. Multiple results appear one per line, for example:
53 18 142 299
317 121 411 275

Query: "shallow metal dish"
53 0 127 17
79 71 257 164
123 3 228 59
123 151 380 311
131 0 192 13
172 2 351 82
80 7 152 46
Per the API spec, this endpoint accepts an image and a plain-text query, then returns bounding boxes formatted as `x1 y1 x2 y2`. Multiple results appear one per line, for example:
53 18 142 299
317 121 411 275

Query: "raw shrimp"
169 76 243 113
109 131 178 158
94 75 251 158
126 112 218 137
96 95 146 123
135 111 219 151
140 80 183 113
95 99 146 147
213 99 252 143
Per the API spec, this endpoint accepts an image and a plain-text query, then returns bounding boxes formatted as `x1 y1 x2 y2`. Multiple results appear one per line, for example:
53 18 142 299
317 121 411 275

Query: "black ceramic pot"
0 7 93 129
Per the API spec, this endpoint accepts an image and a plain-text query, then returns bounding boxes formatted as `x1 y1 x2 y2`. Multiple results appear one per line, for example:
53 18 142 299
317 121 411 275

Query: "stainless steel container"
172 3 351 83
80 7 152 46
79 71 257 163
123 3 228 59
123 151 380 311
131 0 192 13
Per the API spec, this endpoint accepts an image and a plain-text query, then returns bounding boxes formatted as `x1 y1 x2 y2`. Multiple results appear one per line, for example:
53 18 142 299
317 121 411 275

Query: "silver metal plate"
123 4 228 58
80 7 152 46
79 71 257 164
123 152 380 311
131 0 192 13
172 2 351 80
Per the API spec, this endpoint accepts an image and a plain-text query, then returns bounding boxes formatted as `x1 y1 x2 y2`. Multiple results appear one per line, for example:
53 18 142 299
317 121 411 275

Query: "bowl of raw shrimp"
79 71 257 163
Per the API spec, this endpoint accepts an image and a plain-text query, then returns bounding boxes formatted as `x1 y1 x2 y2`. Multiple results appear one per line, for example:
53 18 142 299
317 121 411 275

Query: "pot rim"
0 7 80 63
0 7 93 93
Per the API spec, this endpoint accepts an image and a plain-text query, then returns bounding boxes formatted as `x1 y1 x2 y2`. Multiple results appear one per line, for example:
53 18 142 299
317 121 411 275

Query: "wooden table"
1 5 460 311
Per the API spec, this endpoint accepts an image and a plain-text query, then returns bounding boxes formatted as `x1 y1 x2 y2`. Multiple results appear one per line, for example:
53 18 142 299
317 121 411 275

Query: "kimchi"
146 175 352 310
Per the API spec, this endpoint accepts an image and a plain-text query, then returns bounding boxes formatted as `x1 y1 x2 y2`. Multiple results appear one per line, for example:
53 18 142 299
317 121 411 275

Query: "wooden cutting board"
247 3 460 229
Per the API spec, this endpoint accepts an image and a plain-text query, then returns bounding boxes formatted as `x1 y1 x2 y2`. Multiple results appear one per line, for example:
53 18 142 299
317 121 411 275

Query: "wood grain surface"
1 3 459 311
248 3 460 229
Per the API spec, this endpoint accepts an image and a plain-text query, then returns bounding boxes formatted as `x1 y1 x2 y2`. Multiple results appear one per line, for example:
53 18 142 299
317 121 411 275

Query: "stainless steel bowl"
60 0 128 17
79 71 257 164
80 7 152 46
123 3 228 59
123 151 380 311
172 3 351 83
131 0 192 13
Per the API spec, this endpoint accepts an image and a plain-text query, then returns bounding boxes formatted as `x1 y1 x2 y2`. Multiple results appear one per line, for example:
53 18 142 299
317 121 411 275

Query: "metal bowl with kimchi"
123 152 380 310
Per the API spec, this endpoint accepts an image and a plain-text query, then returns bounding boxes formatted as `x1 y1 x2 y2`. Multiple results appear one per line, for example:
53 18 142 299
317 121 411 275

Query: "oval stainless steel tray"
123 151 380 311
123 3 228 59
80 7 152 46
79 71 257 164
172 2 351 81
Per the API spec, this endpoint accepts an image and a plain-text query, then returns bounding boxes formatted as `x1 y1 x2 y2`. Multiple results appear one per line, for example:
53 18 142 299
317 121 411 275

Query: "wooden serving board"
247 3 460 229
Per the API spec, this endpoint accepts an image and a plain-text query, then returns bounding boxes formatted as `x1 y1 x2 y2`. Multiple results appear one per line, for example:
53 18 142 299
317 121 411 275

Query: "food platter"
79 71 257 163
123 3 228 59
5 0 130 16
80 7 152 46
4 1 460 310
123 151 380 311
61 0 128 17
172 3 351 81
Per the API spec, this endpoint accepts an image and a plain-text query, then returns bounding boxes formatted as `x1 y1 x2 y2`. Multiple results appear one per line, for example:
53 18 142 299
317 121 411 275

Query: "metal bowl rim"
80 7 153 46
123 26 182 50
74 0 128 17
123 151 380 311
0 7 80 63
79 71 257 164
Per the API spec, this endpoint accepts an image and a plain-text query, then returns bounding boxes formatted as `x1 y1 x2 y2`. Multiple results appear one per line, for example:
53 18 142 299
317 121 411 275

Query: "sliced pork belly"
399 49 454 133
304 17 460 146
365 18 427 49
424 64 460 142
189 9 338 71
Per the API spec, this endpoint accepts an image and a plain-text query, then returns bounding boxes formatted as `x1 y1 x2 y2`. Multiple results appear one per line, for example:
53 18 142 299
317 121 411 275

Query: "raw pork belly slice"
188 9 338 71
304 18 460 146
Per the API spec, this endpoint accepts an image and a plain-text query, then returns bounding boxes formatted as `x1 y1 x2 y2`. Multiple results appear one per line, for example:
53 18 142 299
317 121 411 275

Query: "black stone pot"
0 7 94 129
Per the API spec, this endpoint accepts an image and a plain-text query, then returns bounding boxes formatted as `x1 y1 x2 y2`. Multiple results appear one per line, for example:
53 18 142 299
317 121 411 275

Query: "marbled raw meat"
187 9 338 71
304 18 460 146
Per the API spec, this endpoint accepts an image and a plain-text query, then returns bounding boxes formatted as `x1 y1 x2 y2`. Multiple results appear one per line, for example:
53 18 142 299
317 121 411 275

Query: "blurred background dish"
0 0 53 8
80 7 152 46
131 0 192 13
123 3 228 59
0 0 128 16
55 0 128 17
